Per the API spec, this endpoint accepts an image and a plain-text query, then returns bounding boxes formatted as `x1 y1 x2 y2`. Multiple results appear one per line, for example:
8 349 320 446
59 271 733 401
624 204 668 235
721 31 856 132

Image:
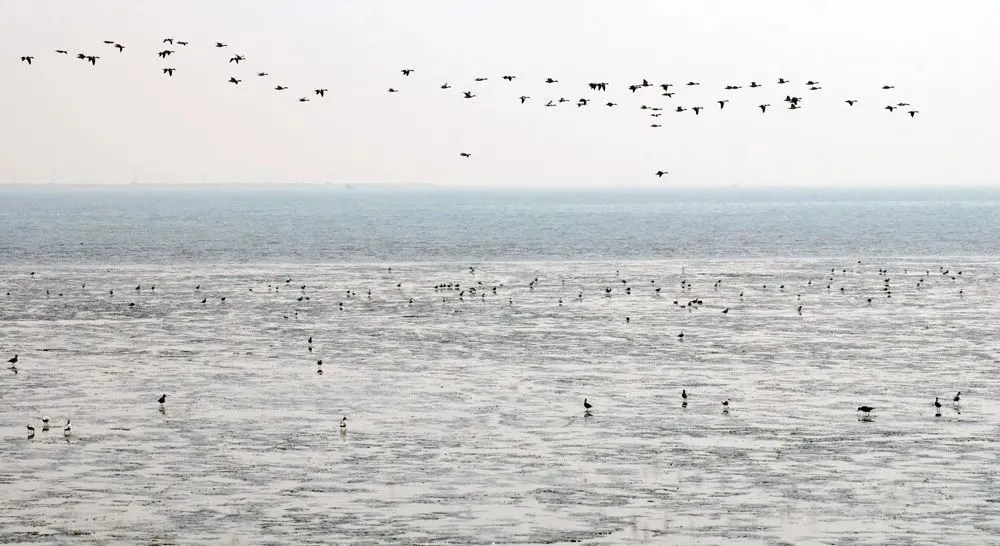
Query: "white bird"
63 419 72 435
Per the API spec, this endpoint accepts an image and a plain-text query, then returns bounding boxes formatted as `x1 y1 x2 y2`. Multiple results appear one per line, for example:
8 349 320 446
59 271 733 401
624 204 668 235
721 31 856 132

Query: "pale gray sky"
1 0 997 187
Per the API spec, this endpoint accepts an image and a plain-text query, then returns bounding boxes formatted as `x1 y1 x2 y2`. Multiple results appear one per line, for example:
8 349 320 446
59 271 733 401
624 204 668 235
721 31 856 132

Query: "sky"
0 0 997 188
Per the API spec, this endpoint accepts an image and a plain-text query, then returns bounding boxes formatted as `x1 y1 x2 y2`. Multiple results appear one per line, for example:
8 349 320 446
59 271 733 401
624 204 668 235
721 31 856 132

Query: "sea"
1 185 1000 545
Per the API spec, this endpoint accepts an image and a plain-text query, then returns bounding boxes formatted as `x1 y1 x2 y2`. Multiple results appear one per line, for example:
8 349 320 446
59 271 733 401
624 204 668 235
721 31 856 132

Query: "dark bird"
7 354 17 364
717 100 729 109
934 397 941 409
722 399 730 412
806 80 819 86
55 50 68 54
114 43 124 52
64 419 71 435
691 106 703 115
27 425 35 437
953 392 961 403
845 99 858 106
388 88 398 93
440 83 451 89
857 406 875 415
20 56 34 65
885 105 896 112
759 104 770 113
519 95 529 103
163 38 174 44
545 77 558 83
340 416 347 429
682 389 687 400
314 89 328 97
462 91 475 98
215 42 227 48
401 68 414 76
177 41 189 46
749 81 761 88
229 54 245 64
502 75 516 81
162 68 176 76
41 417 49 431
257 72 268 76
686 81 700 86
882 85 894 89
103 40 115 45
655 170 668 177
459 153 471 158
228 77 241 85
677 331 685 339
158 394 166 404
157 50 174 58
777 78 789 84
606 102 616 107
908 110 919 117
583 398 593 411
274 85 287 90
474 77 487 82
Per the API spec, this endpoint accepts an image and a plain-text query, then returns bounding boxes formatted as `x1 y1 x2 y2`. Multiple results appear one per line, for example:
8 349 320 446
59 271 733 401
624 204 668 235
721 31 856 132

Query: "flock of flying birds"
5 260 972 438
17 37 921 178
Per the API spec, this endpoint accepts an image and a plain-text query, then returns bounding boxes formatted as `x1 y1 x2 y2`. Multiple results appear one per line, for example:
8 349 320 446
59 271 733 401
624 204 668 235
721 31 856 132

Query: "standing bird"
953 392 961 403
27 425 35 438
7 354 17 364
64 419 72 435
41 417 50 431
340 416 347 430
857 406 875 416
934 397 941 410
722 399 730 412
682 389 688 401
158 394 167 404
583 398 593 412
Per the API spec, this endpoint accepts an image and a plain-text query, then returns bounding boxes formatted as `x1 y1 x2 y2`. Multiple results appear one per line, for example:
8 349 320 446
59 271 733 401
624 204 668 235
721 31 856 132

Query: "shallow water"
2 259 999 544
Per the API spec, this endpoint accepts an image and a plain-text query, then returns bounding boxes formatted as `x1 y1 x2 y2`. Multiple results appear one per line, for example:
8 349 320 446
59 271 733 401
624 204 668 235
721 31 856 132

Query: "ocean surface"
2 186 1000 544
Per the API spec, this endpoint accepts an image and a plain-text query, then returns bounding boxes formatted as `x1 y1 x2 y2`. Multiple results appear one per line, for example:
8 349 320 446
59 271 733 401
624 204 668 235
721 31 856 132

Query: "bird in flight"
114 43 124 52
177 41 189 46
257 72 268 77
519 95 529 104
274 85 287 90
686 81 700 86
778 78 789 84
655 170 668 177
314 88 328 97
459 152 471 158
474 77 487 82
502 75 516 81
749 81 762 88
162 67 176 76
845 99 858 106
882 85 894 89
85 55 99 65
717 100 729 109
401 68 414 76
759 104 770 113
606 102 617 107
20 56 34 65
163 38 175 44
229 54 245 64
55 50 68 54
158 50 174 58
228 77 241 84
545 77 558 83
440 83 451 89
215 42 228 48
388 88 398 93
463 91 476 98
692 106 703 115
908 110 919 117
298 97 310 102
885 105 896 112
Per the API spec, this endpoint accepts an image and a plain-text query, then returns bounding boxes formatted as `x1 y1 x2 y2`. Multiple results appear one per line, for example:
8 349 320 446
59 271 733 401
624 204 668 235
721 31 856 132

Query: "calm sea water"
2 186 1000 544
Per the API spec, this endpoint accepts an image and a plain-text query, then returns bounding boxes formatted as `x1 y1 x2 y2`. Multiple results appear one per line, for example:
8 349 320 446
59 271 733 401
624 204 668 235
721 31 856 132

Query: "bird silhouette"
229 54 245 64
519 95 529 103
953 392 961 403
298 97 310 102
163 38 174 44
882 85 894 89
462 91 476 98
655 171 668 177
440 83 451 89
778 78 789 84
885 105 896 112
545 77 558 83
759 104 770 112
583 398 593 411
274 85 287 91
314 89 328 97
502 75 516 81
692 106 703 115
157 50 174 58
845 100 858 106
6 354 16 364
908 110 919 117
177 41 189 46
257 72 268 77
158 394 166 404
85 55 99 66
459 153 471 158
388 88 398 93
474 77 487 82
20 56 34 65
857 406 875 415
215 42 227 48
228 77 241 85
114 43 124 52
55 50 68 54
162 67 176 76
401 68 414 76
718 100 729 109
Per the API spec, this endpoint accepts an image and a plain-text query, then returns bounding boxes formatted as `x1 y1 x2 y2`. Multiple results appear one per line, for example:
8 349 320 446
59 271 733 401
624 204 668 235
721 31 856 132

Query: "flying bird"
55 50 68 54
778 78 789 84
545 77 558 83
257 72 268 77
908 110 919 117
388 88 398 93
274 85 287 90
298 97 310 102
85 55 99 65
114 43 124 52
314 88 328 97
462 91 475 98
692 106 703 115
717 100 729 109
519 95 529 103
474 77 487 82
459 152 471 158
20 56 34 65
440 83 451 89
882 85 894 89
502 75 516 81
885 105 896 112
759 104 770 112
229 54 245 63
228 77 241 84
162 67 176 76
177 41 189 46
655 171 668 177
157 50 173 58
215 42 227 48
401 68 414 76
845 100 858 106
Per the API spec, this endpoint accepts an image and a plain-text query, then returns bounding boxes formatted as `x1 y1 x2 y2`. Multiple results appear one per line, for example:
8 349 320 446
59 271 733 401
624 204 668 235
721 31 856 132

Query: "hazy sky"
1 1 997 187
